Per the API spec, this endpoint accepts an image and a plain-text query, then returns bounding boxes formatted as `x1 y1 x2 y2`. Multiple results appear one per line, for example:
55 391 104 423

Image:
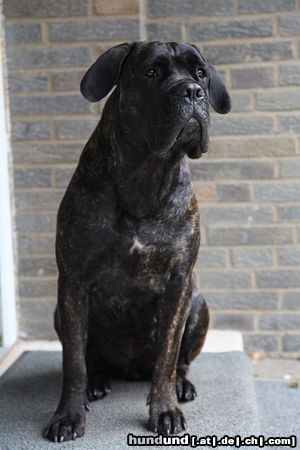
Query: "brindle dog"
44 41 231 442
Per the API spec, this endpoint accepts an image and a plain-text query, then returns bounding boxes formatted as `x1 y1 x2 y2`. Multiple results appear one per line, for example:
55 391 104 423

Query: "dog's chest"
92 210 191 308
111 218 178 296
89 218 177 332
87 186 198 337
87 163 197 322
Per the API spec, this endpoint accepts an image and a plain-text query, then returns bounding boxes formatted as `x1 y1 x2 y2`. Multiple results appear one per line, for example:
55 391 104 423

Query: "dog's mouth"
176 118 200 143
176 116 209 158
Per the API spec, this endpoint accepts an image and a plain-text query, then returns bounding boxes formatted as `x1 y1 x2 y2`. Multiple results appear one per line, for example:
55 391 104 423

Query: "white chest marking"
129 236 147 255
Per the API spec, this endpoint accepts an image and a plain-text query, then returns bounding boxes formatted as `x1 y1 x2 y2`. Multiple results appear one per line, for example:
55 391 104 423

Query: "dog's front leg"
148 273 192 435
44 278 89 442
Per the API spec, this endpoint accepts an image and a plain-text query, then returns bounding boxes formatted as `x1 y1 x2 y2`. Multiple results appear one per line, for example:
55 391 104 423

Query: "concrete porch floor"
0 350 259 450
1 331 299 449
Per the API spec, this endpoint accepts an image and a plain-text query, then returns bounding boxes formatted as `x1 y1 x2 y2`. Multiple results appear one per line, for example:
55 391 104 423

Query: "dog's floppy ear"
206 63 231 114
80 43 131 102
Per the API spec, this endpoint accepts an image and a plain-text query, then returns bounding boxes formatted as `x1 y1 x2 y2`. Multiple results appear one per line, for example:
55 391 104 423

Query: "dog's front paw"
176 377 197 402
148 406 187 435
43 408 86 442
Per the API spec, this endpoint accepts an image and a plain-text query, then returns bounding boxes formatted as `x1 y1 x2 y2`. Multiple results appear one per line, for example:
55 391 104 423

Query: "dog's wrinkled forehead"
125 41 206 73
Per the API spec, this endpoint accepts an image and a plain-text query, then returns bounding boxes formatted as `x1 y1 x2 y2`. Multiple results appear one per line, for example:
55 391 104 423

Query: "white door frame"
0 29 17 348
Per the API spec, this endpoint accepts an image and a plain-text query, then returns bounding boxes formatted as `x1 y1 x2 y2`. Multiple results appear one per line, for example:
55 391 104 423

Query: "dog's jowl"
44 41 231 442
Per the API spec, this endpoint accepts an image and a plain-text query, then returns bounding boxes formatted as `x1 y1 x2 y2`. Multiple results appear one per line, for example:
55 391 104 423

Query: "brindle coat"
44 41 231 442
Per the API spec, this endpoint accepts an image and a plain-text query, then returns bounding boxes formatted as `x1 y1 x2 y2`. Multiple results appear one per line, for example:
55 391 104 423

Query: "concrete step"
255 380 300 444
0 350 260 450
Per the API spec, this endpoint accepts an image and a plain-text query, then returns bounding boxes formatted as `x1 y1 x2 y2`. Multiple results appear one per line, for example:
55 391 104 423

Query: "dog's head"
81 41 231 158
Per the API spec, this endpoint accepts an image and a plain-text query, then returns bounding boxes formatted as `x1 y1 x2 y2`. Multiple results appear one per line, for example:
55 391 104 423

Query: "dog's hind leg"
85 343 111 401
176 288 209 402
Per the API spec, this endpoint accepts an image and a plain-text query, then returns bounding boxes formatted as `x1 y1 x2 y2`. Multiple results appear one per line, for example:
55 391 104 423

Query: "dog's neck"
121 149 187 217
85 96 188 219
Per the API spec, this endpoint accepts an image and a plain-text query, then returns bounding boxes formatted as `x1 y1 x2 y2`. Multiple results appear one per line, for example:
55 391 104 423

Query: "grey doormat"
0 351 259 450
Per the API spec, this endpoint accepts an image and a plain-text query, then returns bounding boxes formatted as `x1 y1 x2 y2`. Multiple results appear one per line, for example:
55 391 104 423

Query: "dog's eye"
145 68 158 78
197 68 206 79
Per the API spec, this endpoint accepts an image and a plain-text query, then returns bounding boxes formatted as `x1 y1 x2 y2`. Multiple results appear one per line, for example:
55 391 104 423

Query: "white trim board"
0 19 17 347
0 340 62 377
0 330 243 377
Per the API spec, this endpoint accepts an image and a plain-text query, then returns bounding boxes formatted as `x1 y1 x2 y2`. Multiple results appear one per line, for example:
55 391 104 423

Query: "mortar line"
139 0 147 40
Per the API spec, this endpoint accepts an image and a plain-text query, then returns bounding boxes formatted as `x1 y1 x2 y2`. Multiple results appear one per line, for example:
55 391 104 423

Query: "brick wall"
2 0 300 357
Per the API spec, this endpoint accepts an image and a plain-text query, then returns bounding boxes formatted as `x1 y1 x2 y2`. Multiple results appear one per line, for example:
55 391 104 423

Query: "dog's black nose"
177 83 203 100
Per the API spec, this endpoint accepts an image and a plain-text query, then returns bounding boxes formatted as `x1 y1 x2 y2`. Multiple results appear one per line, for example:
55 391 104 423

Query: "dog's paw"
87 378 111 401
43 410 86 442
148 407 187 435
176 378 197 402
